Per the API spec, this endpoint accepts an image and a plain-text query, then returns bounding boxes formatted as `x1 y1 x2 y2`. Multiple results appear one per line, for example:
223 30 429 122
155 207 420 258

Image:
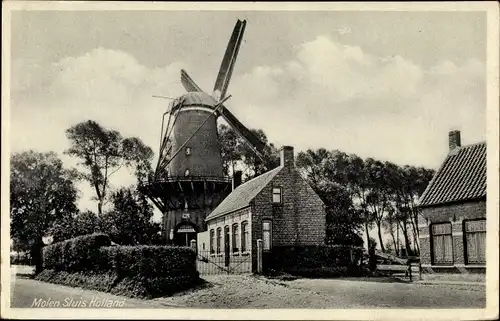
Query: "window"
185 147 191 156
232 224 239 252
431 223 453 264
185 169 190 176
262 220 272 251
216 228 222 254
209 229 215 253
272 188 282 204
224 225 230 253
465 219 486 264
241 221 249 252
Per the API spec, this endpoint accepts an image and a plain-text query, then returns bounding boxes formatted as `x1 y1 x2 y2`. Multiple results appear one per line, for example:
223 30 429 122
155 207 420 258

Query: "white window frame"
262 220 272 251
241 221 249 253
272 187 282 204
232 223 239 253
216 227 222 254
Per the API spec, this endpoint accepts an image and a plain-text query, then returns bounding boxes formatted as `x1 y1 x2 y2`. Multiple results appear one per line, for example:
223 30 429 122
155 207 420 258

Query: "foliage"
99 187 160 245
10 150 79 273
50 210 101 243
38 237 200 299
42 233 112 272
267 245 364 277
65 120 154 214
296 147 434 256
218 124 280 179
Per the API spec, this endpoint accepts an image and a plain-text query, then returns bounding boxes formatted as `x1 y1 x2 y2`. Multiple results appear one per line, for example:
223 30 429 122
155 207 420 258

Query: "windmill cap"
170 92 218 110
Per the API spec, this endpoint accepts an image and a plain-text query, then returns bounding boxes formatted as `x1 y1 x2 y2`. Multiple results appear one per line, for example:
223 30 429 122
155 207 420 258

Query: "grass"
34 269 203 299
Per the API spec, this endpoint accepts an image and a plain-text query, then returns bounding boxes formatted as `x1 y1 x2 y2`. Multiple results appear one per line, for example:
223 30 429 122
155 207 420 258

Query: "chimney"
280 146 294 168
232 170 242 190
448 130 461 151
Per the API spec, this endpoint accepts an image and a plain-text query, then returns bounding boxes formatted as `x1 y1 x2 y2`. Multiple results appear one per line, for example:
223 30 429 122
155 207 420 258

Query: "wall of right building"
418 199 486 274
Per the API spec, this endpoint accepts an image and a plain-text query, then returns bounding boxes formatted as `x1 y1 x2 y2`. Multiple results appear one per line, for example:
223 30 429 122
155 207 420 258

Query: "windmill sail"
177 19 268 166
218 105 267 161
213 19 246 101
180 69 203 92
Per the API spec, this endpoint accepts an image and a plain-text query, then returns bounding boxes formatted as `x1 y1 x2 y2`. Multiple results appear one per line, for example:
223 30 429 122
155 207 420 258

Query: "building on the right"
418 130 486 274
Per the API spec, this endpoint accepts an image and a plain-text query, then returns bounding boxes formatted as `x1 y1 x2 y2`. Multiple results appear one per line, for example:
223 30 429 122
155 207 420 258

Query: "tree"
318 181 364 246
100 186 158 245
219 124 241 176
297 149 364 246
50 210 100 243
344 154 375 251
10 151 79 273
65 120 154 215
218 124 280 180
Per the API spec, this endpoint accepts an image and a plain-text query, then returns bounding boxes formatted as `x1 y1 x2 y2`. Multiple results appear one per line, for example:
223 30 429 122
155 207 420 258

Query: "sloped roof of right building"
418 131 486 208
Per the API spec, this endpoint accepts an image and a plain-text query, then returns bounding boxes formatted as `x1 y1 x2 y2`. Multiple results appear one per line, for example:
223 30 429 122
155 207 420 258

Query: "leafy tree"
219 124 241 176
318 181 364 246
100 186 159 245
10 151 79 273
65 120 154 215
297 149 364 246
50 210 100 242
218 124 280 180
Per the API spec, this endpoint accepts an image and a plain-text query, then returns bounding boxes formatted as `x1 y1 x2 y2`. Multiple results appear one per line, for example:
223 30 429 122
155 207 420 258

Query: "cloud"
227 35 485 168
10 48 194 217
10 37 486 216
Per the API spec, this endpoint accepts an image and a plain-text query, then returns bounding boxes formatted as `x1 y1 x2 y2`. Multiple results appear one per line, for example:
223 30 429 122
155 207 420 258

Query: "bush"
265 245 364 277
42 233 111 272
40 234 200 298
100 245 197 279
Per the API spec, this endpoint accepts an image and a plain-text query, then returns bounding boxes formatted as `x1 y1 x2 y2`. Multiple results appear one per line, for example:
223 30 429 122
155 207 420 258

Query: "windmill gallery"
139 20 327 272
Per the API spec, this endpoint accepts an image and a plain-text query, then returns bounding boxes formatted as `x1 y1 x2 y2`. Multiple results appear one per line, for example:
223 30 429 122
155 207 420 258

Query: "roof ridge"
458 141 486 149
419 141 486 207
232 165 283 192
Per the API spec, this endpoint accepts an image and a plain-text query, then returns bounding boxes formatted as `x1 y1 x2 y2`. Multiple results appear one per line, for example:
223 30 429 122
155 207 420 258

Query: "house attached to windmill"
418 130 486 275
197 146 326 273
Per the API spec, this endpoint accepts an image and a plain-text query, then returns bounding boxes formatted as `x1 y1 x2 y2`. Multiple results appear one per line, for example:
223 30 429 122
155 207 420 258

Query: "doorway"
174 224 197 246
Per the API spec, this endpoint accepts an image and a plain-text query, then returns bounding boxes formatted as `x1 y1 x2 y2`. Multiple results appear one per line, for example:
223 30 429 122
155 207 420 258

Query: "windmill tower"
140 20 268 245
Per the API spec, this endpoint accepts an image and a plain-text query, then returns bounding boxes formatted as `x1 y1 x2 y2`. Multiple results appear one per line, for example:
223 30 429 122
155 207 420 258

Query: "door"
224 226 230 267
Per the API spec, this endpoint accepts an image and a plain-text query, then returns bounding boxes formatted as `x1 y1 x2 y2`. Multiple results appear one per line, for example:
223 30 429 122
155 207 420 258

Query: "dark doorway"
174 223 197 246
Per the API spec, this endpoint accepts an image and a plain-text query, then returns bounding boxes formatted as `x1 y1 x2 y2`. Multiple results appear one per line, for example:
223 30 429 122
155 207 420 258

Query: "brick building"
418 130 486 274
197 146 326 273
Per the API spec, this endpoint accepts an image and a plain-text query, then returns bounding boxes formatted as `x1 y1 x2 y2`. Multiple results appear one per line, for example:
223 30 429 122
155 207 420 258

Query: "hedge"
42 233 111 272
265 245 364 277
40 234 200 298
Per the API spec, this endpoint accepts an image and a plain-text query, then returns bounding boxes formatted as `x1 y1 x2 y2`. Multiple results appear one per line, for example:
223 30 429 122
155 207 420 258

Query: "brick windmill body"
140 20 267 245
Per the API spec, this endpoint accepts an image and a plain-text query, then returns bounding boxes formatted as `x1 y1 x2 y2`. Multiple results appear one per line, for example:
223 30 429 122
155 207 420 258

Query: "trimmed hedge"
42 233 111 272
39 234 200 298
265 245 364 277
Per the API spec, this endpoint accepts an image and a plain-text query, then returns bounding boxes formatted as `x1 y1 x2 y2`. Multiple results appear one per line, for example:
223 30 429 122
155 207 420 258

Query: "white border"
2 2 499 320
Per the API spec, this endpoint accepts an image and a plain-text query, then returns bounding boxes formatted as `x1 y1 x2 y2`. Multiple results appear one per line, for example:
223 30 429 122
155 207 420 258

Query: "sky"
9 10 488 223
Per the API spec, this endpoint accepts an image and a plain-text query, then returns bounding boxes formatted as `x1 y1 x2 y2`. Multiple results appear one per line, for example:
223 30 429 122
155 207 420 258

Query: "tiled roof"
419 142 486 207
206 166 282 221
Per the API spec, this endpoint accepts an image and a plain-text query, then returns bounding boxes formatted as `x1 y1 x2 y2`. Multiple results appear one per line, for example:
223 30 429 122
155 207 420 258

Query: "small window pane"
262 220 272 251
272 188 281 203
241 221 248 252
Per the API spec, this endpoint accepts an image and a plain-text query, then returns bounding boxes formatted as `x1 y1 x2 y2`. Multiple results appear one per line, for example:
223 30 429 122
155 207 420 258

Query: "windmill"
140 19 268 246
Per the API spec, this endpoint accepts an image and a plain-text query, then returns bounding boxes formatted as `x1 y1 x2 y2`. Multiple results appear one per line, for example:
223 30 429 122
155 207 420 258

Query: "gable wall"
251 165 325 249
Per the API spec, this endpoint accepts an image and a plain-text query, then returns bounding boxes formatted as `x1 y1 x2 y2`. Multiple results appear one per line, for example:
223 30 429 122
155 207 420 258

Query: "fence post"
190 239 197 254
257 239 263 274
